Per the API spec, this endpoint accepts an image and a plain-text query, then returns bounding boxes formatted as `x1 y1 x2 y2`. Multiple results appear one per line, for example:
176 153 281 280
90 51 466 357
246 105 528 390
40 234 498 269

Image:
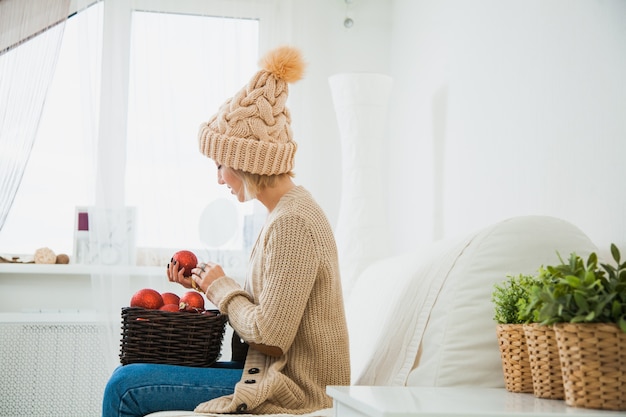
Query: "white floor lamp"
329 73 394 299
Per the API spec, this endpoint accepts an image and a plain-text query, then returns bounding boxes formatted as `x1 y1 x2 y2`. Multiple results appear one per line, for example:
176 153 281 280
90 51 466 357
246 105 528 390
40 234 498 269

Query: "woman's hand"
166 258 194 289
189 262 226 293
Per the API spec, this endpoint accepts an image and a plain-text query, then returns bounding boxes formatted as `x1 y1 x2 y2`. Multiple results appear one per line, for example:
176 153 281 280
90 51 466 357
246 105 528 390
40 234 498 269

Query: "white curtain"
0 0 70 231
88 0 132 373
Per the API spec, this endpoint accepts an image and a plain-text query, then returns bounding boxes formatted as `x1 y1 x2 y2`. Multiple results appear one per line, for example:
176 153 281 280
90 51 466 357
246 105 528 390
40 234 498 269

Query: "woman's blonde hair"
224 166 294 200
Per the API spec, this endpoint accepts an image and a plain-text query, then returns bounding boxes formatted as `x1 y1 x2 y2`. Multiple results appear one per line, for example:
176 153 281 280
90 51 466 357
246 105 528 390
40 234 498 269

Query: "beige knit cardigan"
197 186 351 414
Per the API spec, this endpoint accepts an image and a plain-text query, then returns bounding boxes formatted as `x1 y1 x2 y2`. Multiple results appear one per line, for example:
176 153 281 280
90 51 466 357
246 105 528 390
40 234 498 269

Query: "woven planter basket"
119 307 227 368
496 323 533 393
523 323 564 400
554 322 626 411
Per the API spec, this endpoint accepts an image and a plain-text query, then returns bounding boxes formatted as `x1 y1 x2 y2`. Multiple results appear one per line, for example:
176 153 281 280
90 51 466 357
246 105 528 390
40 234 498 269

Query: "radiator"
0 313 112 417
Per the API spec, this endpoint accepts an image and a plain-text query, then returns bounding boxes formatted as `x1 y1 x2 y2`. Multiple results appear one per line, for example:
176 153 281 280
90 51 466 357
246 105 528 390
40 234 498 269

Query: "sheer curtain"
0 0 70 232
86 0 133 373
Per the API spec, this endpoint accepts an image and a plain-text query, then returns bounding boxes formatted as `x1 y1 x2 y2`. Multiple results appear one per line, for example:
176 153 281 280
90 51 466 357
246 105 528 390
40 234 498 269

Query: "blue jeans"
102 362 243 417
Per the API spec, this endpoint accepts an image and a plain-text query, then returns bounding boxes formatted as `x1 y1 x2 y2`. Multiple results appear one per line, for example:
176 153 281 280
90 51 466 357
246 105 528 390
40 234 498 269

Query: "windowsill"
0 263 164 276
0 261 247 281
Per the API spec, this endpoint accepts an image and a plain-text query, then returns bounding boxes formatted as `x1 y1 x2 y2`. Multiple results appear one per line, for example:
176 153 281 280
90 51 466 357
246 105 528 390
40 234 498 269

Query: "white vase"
329 73 393 298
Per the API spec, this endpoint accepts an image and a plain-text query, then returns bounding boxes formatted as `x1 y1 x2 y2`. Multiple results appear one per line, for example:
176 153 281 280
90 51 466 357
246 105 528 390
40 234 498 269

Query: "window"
126 11 259 259
0 2 263 267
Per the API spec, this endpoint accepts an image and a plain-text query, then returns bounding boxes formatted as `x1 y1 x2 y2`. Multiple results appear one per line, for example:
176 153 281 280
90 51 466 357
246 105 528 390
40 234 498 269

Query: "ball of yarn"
34 247 57 264
56 253 70 264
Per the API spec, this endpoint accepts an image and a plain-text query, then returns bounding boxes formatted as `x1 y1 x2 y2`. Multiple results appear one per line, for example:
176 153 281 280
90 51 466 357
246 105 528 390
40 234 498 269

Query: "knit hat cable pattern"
199 46 305 175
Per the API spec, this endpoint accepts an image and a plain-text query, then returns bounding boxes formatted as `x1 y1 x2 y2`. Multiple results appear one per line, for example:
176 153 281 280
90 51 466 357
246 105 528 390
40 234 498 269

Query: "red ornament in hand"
172 250 198 277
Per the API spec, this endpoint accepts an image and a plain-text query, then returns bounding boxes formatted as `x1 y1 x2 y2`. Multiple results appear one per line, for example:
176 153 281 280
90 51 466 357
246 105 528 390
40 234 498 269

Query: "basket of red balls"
119 250 228 368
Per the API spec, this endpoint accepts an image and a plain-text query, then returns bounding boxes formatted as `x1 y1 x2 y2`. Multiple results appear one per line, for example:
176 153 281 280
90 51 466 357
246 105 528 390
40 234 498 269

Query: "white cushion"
346 234 474 385
407 215 597 387
345 215 597 388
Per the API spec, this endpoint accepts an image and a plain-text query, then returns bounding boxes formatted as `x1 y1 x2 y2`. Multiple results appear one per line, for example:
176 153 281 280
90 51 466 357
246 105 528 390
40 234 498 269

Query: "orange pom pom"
259 45 306 84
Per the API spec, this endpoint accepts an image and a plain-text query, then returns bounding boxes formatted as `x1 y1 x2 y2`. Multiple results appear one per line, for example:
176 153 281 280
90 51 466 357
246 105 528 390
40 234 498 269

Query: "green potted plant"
534 245 625 329
491 274 537 393
493 273 539 324
533 244 626 411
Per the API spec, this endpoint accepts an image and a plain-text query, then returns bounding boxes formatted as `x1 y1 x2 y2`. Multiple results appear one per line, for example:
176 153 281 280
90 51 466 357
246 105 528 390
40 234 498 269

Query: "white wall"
385 0 626 256
268 0 626 260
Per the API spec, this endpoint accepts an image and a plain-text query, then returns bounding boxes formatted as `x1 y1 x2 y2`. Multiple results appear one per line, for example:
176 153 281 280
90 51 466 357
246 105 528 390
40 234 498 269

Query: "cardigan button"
236 403 248 412
248 367 260 374
244 379 256 384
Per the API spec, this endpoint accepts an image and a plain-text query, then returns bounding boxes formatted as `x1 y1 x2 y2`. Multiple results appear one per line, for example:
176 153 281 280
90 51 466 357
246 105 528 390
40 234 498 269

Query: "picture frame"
73 206 137 265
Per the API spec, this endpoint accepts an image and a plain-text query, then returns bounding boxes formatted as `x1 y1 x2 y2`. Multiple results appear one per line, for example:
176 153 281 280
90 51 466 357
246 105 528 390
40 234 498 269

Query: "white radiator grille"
0 320 111 417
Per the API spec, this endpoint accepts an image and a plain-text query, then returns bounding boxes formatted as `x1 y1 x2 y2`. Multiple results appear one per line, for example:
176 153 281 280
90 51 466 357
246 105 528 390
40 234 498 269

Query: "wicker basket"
496 323 533 393
523 323 564 400
554 322 626 411
119 307 227 368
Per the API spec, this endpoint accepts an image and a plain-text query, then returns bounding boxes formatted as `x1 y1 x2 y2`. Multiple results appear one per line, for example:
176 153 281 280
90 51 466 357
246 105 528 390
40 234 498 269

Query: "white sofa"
149 215 598 417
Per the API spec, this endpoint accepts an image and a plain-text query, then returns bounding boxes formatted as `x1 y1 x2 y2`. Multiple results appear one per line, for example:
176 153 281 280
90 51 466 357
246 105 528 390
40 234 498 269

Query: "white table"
326 386 625 417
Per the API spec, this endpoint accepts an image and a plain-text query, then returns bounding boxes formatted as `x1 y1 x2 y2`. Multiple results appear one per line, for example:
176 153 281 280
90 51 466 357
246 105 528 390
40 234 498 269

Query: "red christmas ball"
172 250 198 277
130 288 164 310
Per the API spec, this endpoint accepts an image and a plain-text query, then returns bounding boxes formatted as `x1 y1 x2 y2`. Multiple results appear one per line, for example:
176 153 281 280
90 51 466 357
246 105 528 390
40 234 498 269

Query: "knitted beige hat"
198 46 305 175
